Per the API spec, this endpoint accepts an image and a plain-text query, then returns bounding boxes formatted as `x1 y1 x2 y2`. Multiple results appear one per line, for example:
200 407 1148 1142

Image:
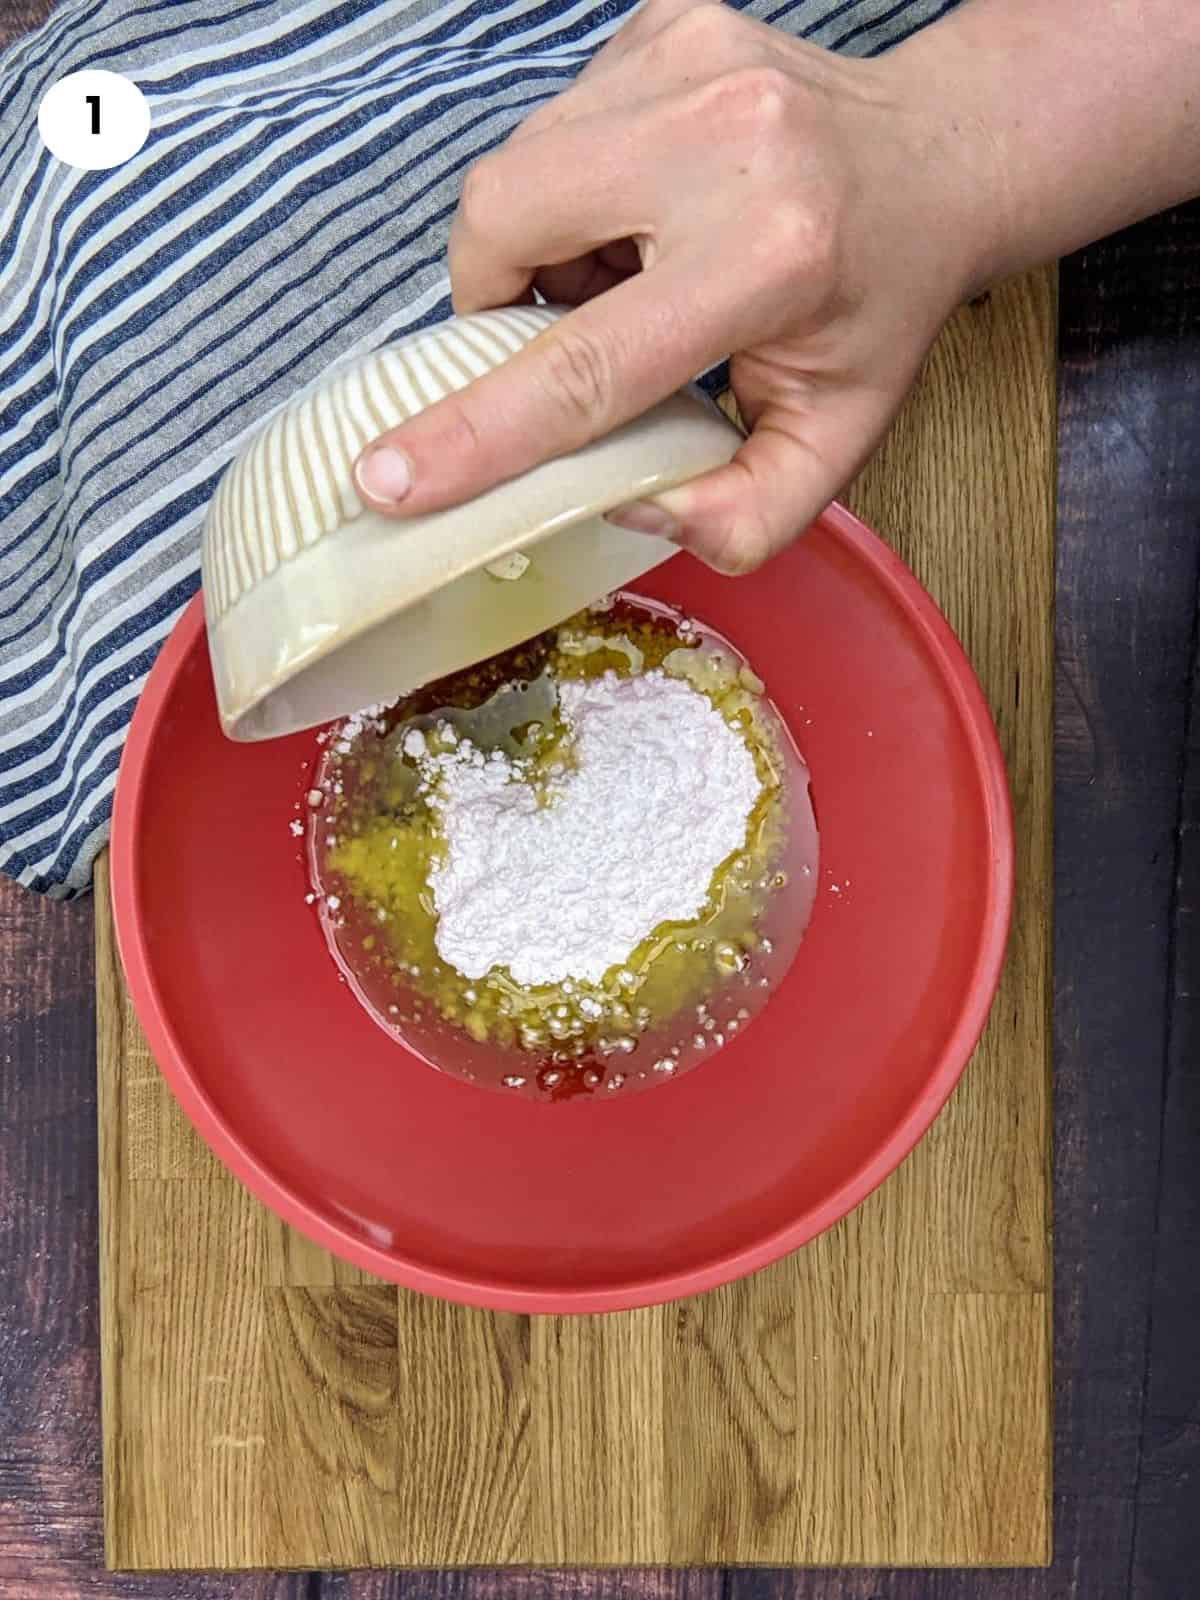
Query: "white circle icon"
38 70 150 171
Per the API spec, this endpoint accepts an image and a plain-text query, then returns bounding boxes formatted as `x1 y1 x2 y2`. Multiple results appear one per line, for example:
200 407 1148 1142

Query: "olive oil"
308 595 818 1102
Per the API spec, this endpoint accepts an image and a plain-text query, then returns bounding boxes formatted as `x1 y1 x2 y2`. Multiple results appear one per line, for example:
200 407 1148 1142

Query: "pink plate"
111 504 1013 1313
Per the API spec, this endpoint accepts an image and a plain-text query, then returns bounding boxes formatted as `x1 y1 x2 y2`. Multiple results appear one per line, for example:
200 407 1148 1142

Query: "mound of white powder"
411 670 762 987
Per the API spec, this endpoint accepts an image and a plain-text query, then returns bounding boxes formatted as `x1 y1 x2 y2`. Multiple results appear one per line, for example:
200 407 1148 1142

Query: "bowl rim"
208 380 739 742
111 501 1015 1314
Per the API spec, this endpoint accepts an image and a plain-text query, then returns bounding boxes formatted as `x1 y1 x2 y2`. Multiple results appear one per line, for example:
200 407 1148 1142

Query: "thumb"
353 273 728 518
606 392 896 574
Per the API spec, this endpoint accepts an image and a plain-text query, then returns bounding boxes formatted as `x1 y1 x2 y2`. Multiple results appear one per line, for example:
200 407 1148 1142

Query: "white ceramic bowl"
203 305 741 740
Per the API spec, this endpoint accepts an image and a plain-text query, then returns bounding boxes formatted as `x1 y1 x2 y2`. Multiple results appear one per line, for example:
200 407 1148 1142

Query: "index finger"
353 266 735 517
449 105 659 314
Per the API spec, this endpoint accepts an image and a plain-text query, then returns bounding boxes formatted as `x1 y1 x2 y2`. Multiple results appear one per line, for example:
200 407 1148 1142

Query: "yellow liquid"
309 596 817 1101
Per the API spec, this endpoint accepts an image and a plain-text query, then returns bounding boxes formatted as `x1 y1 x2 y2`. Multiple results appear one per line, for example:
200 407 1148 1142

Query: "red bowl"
111 503 1013 1313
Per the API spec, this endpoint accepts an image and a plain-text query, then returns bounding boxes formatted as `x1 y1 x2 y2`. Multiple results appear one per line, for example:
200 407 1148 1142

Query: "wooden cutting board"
94 268 1055 1572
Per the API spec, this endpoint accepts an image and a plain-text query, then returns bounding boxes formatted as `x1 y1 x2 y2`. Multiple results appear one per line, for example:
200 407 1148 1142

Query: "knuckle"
638 0 683 25
667 2 733 47
648 3 733 69
445 398 484 456
710 518 773 576
428 396 486 469
744 65 795 128
446 212 472 278
537 327 614 428
716 64 797 130
457 155 503 229
769 197 835 268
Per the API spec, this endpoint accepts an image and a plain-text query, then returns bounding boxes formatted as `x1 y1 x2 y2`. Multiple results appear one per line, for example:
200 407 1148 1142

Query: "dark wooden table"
2 6 1199 1598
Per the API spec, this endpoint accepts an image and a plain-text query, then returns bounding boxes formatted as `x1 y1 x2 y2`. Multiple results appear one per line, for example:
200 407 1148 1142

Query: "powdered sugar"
334 704 387 754
411 670 762 987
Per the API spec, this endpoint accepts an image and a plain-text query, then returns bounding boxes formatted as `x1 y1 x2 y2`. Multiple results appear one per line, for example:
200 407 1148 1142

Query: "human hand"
353 0 1006 572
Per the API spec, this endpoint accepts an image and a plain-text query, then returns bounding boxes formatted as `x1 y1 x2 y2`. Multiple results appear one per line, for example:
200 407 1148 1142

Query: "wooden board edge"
1043 261 1059 1572
93 851 124 1570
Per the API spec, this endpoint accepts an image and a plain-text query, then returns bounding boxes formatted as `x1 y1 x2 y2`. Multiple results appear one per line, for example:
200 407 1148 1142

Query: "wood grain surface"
5 204 1199 1600
92 267 1055 1573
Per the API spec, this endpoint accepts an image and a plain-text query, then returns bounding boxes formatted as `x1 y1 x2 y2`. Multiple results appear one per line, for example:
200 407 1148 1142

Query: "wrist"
882 23 1024 301
888 0 1200 290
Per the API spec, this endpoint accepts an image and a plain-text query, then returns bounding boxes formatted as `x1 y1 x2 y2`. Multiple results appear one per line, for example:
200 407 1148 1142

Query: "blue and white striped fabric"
0 0 957 896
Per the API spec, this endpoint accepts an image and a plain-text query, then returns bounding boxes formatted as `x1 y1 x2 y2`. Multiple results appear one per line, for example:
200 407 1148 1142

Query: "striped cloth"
0 0 957 897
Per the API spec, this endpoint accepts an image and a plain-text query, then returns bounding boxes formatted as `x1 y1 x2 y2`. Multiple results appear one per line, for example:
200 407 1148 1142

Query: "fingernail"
605 498 679 538
355 445 413 505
